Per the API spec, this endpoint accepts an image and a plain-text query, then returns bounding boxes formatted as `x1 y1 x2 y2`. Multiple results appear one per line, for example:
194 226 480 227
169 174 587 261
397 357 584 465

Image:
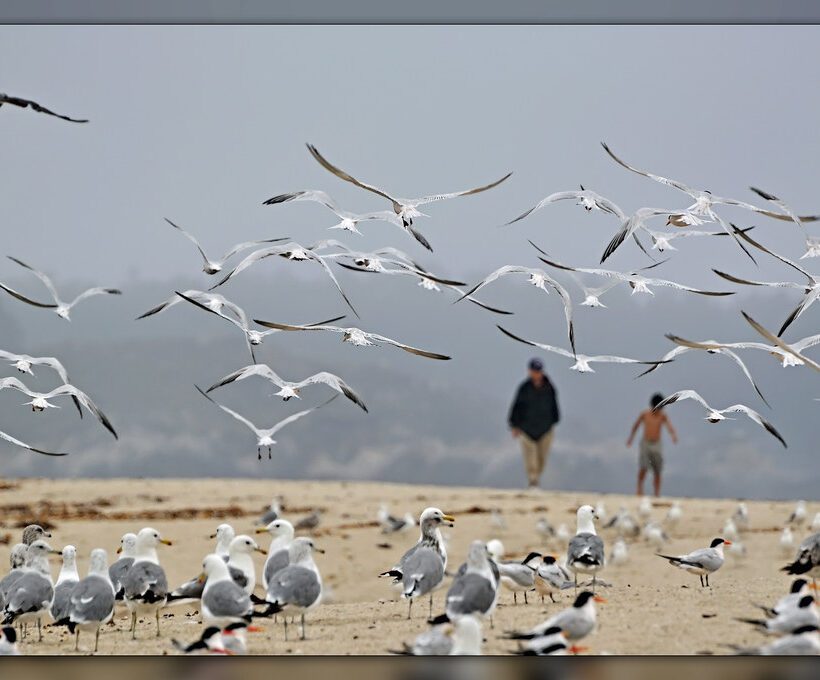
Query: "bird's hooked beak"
593 596 607 604
196 572 207 585
314 547 326 554
160 538 173 546
116 546 122 554
50 549 63 556
441 514 455 527
255 546 267 555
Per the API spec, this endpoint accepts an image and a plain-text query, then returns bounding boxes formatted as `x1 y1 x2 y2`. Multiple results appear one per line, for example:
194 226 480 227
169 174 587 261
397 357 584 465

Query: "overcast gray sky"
0 26 817 499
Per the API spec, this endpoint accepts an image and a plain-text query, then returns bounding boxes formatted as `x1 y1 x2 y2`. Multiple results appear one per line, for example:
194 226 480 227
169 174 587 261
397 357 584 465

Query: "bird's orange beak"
594 596 607 604
723 540 732 546
569 645 588 654
246 625 263 633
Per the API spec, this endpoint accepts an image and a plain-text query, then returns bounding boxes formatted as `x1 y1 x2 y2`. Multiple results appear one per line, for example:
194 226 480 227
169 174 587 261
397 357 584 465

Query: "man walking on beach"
626 392 678 497
508 358 560 489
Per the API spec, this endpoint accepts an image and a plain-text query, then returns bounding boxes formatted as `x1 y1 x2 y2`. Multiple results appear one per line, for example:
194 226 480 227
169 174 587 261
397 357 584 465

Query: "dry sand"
0 477 814 655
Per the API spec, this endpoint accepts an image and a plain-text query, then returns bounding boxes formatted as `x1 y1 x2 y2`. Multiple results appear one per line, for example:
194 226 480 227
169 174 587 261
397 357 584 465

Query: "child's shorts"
639 439 663 474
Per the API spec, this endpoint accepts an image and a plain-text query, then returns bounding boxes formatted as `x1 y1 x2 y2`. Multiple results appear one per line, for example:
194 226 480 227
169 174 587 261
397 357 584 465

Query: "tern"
195 386 336 460
497 325 669 373
657 537 730 587
0 349 82 416
725 624 820 655
208 240 358 317
0 429 67 457
175 290 345 362
0 376 117 439
637 334 770 406
802 235 820 260
0 93 88 123
137 289 246 321
205 363 367 412
537 253 734 298
456 265 576 354
736 595 818 635
263 190 402 235
600 142 819 261
713 228 819 337
504 590 604 642
163 217 288 275
0 256 121 321
641 225 755 252
741 311 820 372
307 143 512 250
254 319 451 360
653 390 786 448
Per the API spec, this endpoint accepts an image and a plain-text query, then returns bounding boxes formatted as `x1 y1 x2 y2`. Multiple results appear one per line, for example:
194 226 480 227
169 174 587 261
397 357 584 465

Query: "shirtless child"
626 393 678 497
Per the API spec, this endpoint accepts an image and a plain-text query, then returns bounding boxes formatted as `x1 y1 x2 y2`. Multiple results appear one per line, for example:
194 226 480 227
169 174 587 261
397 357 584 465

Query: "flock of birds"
0 94 819 655
0 496 819 655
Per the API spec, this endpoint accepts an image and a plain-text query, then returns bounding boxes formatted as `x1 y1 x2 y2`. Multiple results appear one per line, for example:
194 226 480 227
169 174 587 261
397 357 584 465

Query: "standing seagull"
0 376 117 440
788 501 808 527
0 256 121 321
254 319 451 360
567 506 606 592
783 532 820 587
163 217 288 275
1 540 60 640
205 363 367 412
209 524 235 559
263 537 324 640
67 548 116 653
0 93 88 123
652 390 787 448
256 519 295 591
195 386 336 461
109 533 137 601
456 266 576 354
497 326 668 374
380 508 455 619
445 541 499 621
50 545 79 625
505 591 605 642
657 537 730 587
306 143 512 250
122 527 172 639
198 554 255 630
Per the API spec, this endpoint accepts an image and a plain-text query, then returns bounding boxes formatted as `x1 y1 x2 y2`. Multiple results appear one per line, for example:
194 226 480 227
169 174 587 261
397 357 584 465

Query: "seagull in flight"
802 235 820 260
137 289 247 322
0 429 67 457
652 390 786 448
456 265 576 354
0 257 121 321
713 228 819 337
253 319 451 360
205 363 368 412
599 143 819 262
209 240 358 317
262 190 402 235
163 218 289 275
1 93 88 123
497 326 669 373
641 225 755 252
195 386 336 460
306 143 512 250
636 335 769 406
536 252 734 298
741 310 820 372
174 291 344 363
0 376 117 440
0 349 83 416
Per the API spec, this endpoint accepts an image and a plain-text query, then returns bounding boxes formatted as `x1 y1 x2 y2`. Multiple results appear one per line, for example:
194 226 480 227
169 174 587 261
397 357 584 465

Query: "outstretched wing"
601 142 694 195
206 364 282 393
43 384 118 440
413 172 513 206
270 395 339 435
164 218 210 265
741 311 820 372
496 325 574 359
655 389 712 412
366 332 451 360
297 372 368 412
195 385 260 434
0 429 67 456
0 94 88 123
306 144 398 204
722 404 787 448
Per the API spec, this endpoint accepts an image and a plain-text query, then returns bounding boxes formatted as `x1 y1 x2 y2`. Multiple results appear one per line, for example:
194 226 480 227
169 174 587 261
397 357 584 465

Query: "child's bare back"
639 408 668 443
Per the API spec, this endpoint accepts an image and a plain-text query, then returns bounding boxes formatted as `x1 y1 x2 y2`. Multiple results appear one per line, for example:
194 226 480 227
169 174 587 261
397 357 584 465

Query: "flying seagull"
1 257 121 321
0 429 67 457
196 386 336 460
174 290 344 363
253 319 451 360
0 93 88 123
653 390 786 448
636 335 770 406
456 265 576 354
497 325 668 373
640 225 756 252
208 240 358 317
714 228 819 337
741 310 820 372
667 331 820 370
205 363 367 412
801 235 820 260
0 376 118 440
263 190 402 235
163 218 289 275
306 143 512 250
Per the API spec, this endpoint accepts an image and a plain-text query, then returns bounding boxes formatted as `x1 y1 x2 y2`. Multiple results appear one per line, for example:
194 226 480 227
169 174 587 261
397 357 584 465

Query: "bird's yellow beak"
208 533 217 539
255 547 267 555
116 546 122 555
160 539 173 546
196 572 206 585
254 527 268 534
442 514 455 523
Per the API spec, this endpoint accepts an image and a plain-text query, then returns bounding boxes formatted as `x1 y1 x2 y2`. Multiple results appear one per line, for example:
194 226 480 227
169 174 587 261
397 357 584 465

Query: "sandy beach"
0 477 813 655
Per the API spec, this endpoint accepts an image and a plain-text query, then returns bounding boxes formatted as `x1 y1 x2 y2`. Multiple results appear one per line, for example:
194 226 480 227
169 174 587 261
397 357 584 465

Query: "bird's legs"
428 593 433 618
550 592 557 603
300 613 306 640
524 591 529 605
407 598 413 620
706 574 710 588
268 446 272 460
130 612 137 639
283 617 289 641
75 630 80 652
37 618 42 642
95 627 100 653
699 574 704 587
257 447 262 461
513 592 518 605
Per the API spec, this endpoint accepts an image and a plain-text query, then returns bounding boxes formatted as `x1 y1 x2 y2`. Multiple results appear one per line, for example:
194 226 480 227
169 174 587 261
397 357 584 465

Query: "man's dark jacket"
508 375 560 440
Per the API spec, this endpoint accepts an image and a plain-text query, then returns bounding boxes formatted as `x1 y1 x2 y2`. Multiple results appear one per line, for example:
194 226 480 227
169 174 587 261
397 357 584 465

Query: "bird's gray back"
5 572 53 614
205 580 252 617
267 565 321 609
446 572 495 617
123 561 168 600
402 547 444 597
51 579 79 620
264 549 290 586
70 575 115 624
